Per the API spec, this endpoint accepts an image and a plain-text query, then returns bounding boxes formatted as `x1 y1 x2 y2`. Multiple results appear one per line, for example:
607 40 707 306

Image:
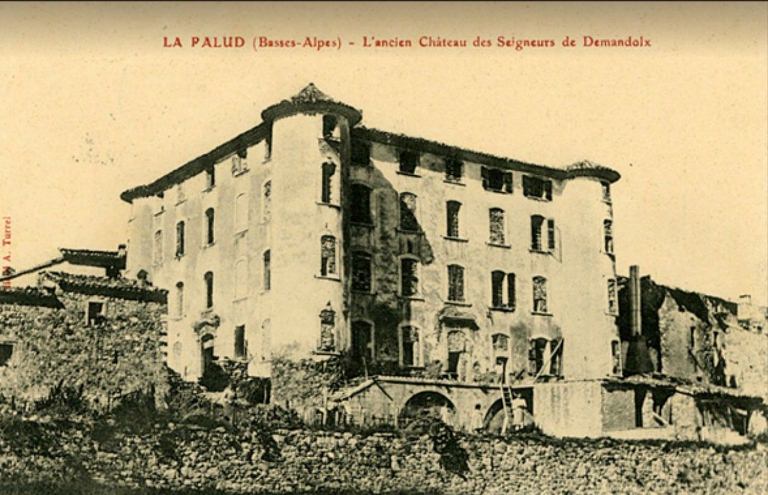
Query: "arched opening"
399 391 456 428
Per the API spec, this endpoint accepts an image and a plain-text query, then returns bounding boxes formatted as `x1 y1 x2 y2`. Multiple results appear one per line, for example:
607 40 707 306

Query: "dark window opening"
351 252 372 292
350 184 372 224
447 264 465 302
523 175 553 201
204 271 214 309
322 115 339 139
446 330 465 378
399 192 418 231
321 161 336 203
604 219 614 254
399 150 419 174
234 325 246 359
482 167 513 193
175 221 185 257
528 338 547 375
611 340 622 375
401 258 419 297
205 166 215 189
87 301 105 326
351 320 374 365
0 343 13 366
446 201 461 237
445 159 463 182
531 215 544 251
547 219 556 251
351 140 370 165
491 271 516 309
602 181 611 202
608 279 617 314
205 208 215 245
401 325 419 367
263 251 271 291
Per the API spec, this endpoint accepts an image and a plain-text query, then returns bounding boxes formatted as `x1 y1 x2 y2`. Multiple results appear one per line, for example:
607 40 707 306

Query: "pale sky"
1 2 766 305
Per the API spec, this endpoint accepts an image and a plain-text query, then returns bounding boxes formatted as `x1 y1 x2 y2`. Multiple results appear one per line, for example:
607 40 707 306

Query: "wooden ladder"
499 382 514 435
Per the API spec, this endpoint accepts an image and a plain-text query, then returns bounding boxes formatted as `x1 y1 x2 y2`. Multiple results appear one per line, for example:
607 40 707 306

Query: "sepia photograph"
0 2 766 494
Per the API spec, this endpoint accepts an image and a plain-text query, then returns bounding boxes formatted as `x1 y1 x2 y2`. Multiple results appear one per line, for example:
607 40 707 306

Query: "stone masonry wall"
0 422 766 494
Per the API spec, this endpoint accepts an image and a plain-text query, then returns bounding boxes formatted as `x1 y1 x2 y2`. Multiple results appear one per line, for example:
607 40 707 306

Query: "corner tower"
261 84 362 360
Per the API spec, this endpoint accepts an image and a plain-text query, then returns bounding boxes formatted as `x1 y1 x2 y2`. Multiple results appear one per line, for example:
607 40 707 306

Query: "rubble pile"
0 420 766 494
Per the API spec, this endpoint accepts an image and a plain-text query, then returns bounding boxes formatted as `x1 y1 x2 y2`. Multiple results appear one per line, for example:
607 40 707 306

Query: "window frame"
203 271 214 310
445 200 463 239
234 192 249 234
349 182 373 225
444 158 464 183
399 255 421 298
174 281 185 319
522 175 553 201
481 166 513 193
319 234 338 278
532 275 550 315
488 207 508 247
86 299 107 326
262 249 271 291
398 191 420 232
204 208 215 246
175 220 186 258
398 323 422 368
446 264 466 303
351 251 373 293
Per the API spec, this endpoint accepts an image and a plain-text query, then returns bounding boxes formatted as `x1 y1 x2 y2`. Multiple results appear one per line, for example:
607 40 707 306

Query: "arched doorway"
399 391 456 428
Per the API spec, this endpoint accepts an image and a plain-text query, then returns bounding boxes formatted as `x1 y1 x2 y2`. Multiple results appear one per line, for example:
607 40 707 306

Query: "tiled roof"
121 84 620 203
40 271 167 303
0 286 63 308
59 247 126 269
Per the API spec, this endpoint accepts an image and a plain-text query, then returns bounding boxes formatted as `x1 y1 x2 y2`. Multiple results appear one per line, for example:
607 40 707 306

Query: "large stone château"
121 84 622 388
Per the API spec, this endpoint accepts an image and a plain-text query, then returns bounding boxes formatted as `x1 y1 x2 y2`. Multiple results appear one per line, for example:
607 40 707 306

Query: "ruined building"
119 84 765 438
0 248 168 409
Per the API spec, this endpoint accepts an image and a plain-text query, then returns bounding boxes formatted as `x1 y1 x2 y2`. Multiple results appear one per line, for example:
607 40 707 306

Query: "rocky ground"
0 417 766 494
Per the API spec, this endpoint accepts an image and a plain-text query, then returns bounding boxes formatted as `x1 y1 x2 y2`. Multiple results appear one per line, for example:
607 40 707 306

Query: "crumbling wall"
0 291 167 410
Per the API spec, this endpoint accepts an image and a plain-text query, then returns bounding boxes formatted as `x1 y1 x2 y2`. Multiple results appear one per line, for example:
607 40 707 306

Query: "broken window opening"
445 159 463 182
322 115 339 140
351 252 372 293
204 271 214 309
491 271 516 309
604 219 614 254
399 150 420 175
231 150 248 175
399 192 419 231
350 183 372 224
234 325 246 359
446 330 466 378
607 278 618 314
87 301 105 326
205 208 215 245
447 264 465 302
446 201 461 237
401 325 420 367
319 305 336 352
351 320 374 364
528 338 548 376
263 250 271 291
320 161 336 204
611 340 622 375
482 167 513 193
523 175 553 201
533 276 548 313
489 208 505 245
400 257 420 297
0 343 13 367
549 338 563 376
351 140 370 165
320 235 337 277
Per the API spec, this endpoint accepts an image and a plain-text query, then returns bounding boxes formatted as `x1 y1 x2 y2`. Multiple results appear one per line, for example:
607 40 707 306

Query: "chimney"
629 265 641 337
623 265 655 376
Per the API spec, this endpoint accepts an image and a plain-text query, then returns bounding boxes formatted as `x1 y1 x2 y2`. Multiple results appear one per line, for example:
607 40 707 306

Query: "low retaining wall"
0 420 767 493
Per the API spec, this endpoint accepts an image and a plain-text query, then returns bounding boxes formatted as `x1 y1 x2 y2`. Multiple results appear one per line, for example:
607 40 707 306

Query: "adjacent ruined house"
0 248 167 409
